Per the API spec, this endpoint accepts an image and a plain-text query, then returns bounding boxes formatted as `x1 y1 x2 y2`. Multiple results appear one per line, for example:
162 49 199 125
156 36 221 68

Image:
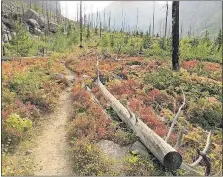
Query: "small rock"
65 76 75 82
25 150 32 155
130 141 149 157
82 74 89 79
130 65 140 69
54 73 64 80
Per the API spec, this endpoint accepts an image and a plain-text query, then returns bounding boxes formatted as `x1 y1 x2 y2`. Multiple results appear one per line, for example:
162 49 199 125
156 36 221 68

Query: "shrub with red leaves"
182 60 198 70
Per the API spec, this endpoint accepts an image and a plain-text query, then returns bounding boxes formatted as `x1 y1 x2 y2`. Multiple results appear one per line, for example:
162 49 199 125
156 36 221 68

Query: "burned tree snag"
164 1 169 38
79 1 83 48
172 1 180 71
152 1 155 36
46 1 50 34
99 21 102 38
108 11 111 32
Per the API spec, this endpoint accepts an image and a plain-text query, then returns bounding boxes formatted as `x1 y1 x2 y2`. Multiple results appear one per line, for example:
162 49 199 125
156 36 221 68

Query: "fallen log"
96 73 182 171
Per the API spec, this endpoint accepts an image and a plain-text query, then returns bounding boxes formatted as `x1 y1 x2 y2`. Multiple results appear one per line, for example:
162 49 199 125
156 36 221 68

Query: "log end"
163 151 182 171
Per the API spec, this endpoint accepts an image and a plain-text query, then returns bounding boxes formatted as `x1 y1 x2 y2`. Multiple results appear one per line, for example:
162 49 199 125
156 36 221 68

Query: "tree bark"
108 11 111 32
172 1 180 71
152 1 155 36
164 1 169 38
46 1 50 34
79 1 83 47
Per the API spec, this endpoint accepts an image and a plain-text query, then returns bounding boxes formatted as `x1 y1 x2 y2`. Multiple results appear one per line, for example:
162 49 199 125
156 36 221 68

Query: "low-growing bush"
186 98 222 129
2 113 33 148
121 154 164 176
71 140 116 175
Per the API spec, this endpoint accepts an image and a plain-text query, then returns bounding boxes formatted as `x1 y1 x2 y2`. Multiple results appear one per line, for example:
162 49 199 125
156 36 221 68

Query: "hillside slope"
101 1 222 37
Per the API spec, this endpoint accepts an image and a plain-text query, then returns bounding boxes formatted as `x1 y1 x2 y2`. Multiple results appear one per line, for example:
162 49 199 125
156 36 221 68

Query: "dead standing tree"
164 1 169 38
172 1 180 71
152 1 155 37
79 1 83 48
108 11 111 32
46 1 50 34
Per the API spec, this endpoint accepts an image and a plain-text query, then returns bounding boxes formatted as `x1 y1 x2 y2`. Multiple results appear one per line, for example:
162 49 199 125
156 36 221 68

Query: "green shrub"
121 154 163 176
48 29 78 53
5 23 39 57
2 88 16 111
144 68 221 100
187 98 222 129
113 129 137 146
71 141 116 175
180 36 221 63
6 113 32 134
10 71 46 95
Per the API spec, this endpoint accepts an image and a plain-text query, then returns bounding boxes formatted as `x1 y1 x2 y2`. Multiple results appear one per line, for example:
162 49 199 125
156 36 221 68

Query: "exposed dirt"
32 70 75 176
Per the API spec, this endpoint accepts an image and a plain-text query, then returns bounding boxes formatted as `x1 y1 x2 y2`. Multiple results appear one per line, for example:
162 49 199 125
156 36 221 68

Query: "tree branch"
165 88 186 142
190 131 212 167
196 149 211 176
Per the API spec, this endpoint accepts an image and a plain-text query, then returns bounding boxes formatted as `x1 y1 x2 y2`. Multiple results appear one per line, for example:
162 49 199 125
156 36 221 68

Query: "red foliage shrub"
203 62 221 72
71 85 91 108
146 61 159 71
182 60 198 70
14 100 40 121
154 128 168 137
148 89 161 102
2 107 14 120
109 79 140 98
128 98 142 112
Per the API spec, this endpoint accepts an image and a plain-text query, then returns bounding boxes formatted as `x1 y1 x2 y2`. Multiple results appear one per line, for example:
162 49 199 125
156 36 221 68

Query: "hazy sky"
60 1 113 20
60 1 168 20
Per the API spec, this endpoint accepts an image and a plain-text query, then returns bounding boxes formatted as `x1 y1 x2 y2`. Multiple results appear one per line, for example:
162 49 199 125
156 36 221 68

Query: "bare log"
96 60 182 171
165 88 186 142
190 131 212 167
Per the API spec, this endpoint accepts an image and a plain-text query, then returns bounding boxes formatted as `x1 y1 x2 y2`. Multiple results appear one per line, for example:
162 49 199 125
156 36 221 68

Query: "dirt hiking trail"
32 68 75 176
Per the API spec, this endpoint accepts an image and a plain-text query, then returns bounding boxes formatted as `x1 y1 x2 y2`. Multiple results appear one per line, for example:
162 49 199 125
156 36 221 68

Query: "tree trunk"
172 1 180 71
79 1 83 47
152 1 155 36
164 1 169 38
76 3 79 23
99 21 102 37
46 1 50 34
108 11 111 32
97 76 182 171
